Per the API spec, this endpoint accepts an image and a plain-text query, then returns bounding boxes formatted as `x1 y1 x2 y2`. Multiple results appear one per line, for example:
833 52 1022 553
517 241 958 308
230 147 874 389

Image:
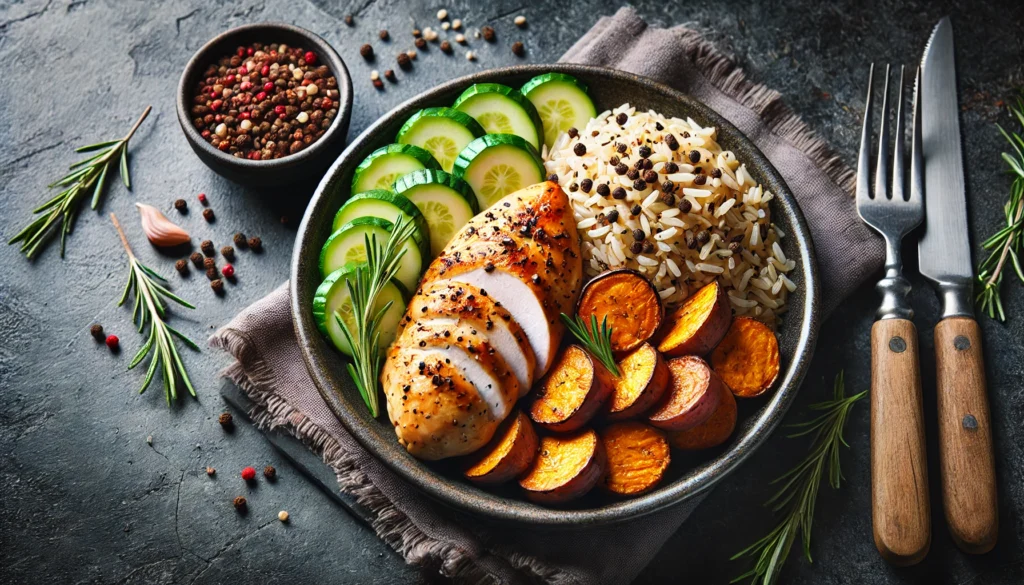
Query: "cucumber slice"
520 73 597 149
393 170 477 257
332 190 430 242
351 144 440 193
396 107 485 172
451 134 545 210
312 264 407 356
453 84 543 150
319 217 427 292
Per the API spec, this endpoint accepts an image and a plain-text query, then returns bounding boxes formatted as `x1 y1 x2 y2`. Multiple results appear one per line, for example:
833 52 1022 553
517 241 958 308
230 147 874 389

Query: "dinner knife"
918 16 998 554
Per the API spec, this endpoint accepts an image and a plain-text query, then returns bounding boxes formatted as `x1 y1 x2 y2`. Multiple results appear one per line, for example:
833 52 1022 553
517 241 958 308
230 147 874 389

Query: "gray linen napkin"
211 7 883 584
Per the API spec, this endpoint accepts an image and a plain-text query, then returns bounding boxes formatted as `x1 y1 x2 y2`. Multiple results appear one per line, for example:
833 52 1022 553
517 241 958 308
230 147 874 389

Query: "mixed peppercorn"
190 42 340 160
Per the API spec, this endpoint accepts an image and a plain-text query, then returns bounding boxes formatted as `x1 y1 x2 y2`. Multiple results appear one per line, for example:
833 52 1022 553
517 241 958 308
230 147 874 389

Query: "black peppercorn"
360 44 374 59
568 182 578 192
264 465 277 480
659 191 675 206
221 246 235 260
694 174 707 185
615 163 628 176
608 155 620 166
175 259 188 274
696 230 711 245
665 133 679 150
642 241 655 254
626 168 639 181
638 145 652 158
384 69 396 81
631 204 642 216
596 183 611 197
688 149 701 163
190 252 204 267
482 26 496 42
201 240 215 257
615 112 628 125
662 180 675 193
547 173 558 182
415 37 427 50
632 178 647 191
760 223 769 239
616 142 627 154
440 40 452 53
612 187 627 199
567 127 579 139
211 278 224 293
632 228 646 241
685 231 697 249
729 242 742 253
202 208 215 222
397 52 411 69
344 14 354 25
665 161 679 174
379 29 390 41
511 41 525 56
678 198 692 213
629 241 643 255
218 411 234 430
248 236 262 251
580 178 593 193
174 199 187 212
573 143 587 156
605 209 619 223
484 262 495 273
643 169 658 183
233 496 247 513
90 323 105 341
711 168 723 179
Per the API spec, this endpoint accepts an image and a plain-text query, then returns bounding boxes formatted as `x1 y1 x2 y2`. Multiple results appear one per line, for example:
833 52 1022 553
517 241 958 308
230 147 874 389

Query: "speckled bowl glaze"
291 64 820 527
176 23 352 186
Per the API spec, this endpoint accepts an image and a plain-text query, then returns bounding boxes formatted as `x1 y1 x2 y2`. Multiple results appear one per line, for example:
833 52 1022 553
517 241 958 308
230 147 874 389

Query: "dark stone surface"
0 1 1021 584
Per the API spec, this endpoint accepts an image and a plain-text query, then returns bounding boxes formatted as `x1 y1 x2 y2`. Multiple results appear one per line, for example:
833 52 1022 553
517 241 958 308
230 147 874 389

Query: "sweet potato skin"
577 269 664 355
528 345 615 432
666 373 737 450
606 343 670 421
464 411 539 485
647 356 723 431
711 317 780 398
601 422 671 496
657 281 732 357
519 429 607 504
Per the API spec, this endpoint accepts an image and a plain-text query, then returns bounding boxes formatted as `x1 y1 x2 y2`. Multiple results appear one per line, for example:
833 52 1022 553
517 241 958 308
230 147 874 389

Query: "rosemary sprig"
9 106 151 260
731 372 866 585
559 313 620 376
111 212 199 404
335 216 417 417
976 94 1024 321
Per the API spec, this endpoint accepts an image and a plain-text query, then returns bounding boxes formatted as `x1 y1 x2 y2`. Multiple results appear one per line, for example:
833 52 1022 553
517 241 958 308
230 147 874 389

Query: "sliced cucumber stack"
312 264 408 356
332 190 430 240
520 73 597 150
351 144 440 193
393 170 477 257
396 107 485 172
451 134 545 211
319 217 427 292
453 84 543 150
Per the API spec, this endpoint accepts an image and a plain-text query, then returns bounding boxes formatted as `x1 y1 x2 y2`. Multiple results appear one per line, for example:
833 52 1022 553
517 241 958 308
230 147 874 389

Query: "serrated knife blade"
917 16 974 317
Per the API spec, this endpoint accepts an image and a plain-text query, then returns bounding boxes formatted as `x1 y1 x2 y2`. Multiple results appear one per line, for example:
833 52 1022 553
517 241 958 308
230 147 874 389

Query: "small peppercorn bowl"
176 23 352 186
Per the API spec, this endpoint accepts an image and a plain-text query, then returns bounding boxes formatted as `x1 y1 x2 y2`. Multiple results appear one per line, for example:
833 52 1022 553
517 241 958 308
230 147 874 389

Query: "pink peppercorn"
105 335 119 350
322 98 333 109
246 47 254 56
238 66 247 75
210 100 222 111
304 51 317 64
198 193 208 204
263 81 274 92
218 142 229 152
225 74 235 84
236 47 246 58
238 111 250 120
260 65 270 76
255 91 267 102
222 264 235 278
274 105 286 116
201 130 211 139
241 466 256 481
239 80 252 91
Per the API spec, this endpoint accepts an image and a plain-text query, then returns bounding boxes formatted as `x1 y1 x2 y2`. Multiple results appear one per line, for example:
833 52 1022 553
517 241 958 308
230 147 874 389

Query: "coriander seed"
514 15 527 27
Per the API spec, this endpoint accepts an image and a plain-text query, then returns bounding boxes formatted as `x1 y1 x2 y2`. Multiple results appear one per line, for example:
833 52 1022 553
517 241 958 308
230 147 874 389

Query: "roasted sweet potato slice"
666 373 737 450
577 269 664 355
711 317 780 398
518 428 607 504
647 356 723 431
463 411 539 485
600 422 671 496
528 345 615 432
657 280 732 357
606 343 669 421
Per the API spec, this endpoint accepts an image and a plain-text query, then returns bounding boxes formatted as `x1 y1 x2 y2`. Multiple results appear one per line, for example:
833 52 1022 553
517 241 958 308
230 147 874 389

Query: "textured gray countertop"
1 0 1022 583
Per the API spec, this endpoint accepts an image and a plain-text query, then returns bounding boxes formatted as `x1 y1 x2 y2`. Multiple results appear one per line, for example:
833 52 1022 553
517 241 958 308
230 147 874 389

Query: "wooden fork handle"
935 317 998 554
870 318 930 565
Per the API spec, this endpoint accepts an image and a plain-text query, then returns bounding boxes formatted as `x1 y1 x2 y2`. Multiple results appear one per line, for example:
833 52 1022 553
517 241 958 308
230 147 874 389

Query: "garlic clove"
136 203 191 247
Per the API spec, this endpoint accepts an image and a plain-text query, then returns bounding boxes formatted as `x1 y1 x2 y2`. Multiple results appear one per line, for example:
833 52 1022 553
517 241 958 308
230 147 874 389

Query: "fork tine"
892 66 907 202
856 64 876 205
910 67 924 205
874 64 892 200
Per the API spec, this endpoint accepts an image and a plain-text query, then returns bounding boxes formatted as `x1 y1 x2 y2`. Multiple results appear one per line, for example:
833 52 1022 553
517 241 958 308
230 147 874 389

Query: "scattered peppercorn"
175 259 189 274
616 142 627 153
221 246 235 260
413 38 427 51
688 149 701 163
190 252 204 268
694 173 707 185
263 465 277 480
638 145 652 158
642 240 655 254
440 40 452 53
481 26 496 41
612 187 627 199
203 257 216 270
202 208 215 222
630 204 642 216
218 411 234 430
616 112 628 125
200 240 214 256
511 41 525 57
174 199 187 212
233 232 247 248
632 228 646 242
685 231 697 249
397 52 411 69
233 496 248 513
206 466 216 476
222 264 236 279
247 236 263 251
105 335 119 350
711 168 722 179
696 230 711 245
344 14 354 25
629 241 643 254
567 127 579 139
88 324 104 341
596 183 610 197
573 143 587 156
568 182 578 192
626 168 639 180
662 180 675 193
665 162 679 174
729 242 742 253
605 209 619 223
632 178 647 191
384 69 396 82
664 134 679 151
379 29 390 41
643 169 658 183
547 173 558 182
579 178 593 192
360 44 374 60
198 193 208 205
211 278 224 294
615 163 628 175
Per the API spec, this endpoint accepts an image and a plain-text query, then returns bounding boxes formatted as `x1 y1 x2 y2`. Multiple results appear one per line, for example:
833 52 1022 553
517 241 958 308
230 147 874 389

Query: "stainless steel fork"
856 64 931 566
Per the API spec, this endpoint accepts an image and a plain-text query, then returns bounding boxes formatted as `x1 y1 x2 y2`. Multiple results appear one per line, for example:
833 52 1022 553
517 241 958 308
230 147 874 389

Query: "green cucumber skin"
392 169 478 214
332 190 430 238
520 73 590 97
312 266 408 356
451 133 546 185
452 84 544 149
396 107 485 142
351 144 440 193
318 217 428 283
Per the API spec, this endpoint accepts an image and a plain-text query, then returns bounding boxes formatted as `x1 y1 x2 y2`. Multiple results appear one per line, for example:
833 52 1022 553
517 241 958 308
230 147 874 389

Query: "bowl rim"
290 64 820 527
175 21 353 171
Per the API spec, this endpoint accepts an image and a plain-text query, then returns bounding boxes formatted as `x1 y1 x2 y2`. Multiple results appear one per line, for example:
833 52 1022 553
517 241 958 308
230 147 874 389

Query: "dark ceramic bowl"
176 23 352 186
291 64 820 526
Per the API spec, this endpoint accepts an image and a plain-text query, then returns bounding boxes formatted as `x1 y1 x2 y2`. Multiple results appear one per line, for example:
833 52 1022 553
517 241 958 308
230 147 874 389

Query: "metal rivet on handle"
954 335 971 351
889 336 907 353
962 414 978 430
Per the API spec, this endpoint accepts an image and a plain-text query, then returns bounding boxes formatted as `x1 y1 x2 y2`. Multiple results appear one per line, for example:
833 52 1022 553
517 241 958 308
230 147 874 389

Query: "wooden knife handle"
870 318 930 565
935 317 998 554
